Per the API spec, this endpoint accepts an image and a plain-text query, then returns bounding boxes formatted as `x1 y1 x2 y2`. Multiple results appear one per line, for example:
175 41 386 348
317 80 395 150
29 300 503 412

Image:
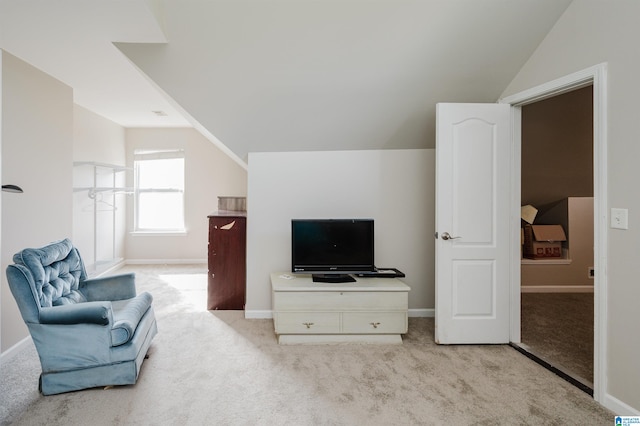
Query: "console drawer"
342 312 408 334
273 291 408 311
274 312 340 334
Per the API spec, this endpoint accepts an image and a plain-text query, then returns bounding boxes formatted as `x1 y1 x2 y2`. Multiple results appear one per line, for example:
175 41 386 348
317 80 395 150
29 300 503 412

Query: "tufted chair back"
12 238 88 308
7 239 158 395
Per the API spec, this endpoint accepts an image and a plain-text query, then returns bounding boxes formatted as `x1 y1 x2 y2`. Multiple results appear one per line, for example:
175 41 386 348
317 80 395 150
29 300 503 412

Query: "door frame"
500 63 608 403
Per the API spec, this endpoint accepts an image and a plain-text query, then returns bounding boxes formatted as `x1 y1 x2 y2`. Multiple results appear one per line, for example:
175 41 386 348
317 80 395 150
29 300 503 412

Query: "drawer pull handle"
370 322 381 329
303 322 314 329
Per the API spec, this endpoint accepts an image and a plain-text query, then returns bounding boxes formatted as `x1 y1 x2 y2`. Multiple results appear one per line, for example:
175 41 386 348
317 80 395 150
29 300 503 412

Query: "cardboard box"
521 204 538 224
523 224 567 259
217 196 246 212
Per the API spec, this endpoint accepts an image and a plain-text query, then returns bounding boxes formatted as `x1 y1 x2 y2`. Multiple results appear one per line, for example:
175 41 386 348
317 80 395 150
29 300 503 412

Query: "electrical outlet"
588 267 594 279
611 208 629 230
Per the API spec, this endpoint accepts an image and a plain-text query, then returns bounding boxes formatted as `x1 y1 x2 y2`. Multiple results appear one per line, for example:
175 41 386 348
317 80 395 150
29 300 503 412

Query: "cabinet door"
208 216 246 310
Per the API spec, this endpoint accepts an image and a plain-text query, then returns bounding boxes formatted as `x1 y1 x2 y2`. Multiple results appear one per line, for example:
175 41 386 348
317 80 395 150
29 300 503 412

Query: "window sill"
130 230 187 237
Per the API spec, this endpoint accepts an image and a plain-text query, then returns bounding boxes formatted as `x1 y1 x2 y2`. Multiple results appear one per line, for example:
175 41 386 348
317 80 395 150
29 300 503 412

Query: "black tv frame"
291 218 375 283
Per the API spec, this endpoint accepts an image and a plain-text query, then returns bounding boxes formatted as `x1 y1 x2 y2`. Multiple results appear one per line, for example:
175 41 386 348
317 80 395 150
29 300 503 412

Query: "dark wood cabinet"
207 213 246 310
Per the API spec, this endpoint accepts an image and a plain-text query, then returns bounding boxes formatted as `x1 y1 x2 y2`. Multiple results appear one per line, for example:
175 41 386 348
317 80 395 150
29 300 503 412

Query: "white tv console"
271 272 410 344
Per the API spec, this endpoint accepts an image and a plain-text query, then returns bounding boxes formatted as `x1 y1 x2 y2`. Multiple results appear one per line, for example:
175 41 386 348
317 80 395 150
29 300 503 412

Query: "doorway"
501 63 608 403
518 86 594 393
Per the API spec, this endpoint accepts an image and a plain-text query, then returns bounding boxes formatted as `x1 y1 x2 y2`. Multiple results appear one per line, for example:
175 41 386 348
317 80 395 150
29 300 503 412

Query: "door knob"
441 232 461 241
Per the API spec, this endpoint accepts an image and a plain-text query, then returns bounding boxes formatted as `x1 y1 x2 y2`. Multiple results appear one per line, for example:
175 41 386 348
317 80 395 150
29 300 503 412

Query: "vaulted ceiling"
0 0 572 164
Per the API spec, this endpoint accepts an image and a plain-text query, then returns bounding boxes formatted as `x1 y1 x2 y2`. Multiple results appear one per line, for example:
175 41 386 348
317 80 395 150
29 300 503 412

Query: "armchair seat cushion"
111 292 153 347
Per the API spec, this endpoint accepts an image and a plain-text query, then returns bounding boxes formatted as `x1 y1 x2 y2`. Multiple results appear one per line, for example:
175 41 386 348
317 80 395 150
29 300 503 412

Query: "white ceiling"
0 0 189 127
0 0 573 160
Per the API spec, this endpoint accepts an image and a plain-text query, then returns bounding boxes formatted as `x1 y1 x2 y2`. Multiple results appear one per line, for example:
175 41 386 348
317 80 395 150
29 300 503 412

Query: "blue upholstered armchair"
5 238 157 395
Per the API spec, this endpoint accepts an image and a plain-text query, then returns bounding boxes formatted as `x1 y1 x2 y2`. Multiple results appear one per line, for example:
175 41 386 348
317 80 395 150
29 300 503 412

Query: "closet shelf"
521 258 572 265
73 162 133 197
73 161 132 172
74 187 134 197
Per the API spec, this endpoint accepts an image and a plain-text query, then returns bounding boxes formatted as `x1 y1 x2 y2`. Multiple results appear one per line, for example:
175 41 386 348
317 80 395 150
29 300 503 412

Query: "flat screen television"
291 219 375 283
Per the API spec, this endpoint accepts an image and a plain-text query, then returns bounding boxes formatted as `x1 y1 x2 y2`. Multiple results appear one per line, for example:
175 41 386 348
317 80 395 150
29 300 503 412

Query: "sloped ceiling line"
1 0 572 162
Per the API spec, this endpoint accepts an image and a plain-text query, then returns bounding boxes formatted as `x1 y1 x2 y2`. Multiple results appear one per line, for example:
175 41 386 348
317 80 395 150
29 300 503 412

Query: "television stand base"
312 274 356 283
278 334 403 345
271 272 410 345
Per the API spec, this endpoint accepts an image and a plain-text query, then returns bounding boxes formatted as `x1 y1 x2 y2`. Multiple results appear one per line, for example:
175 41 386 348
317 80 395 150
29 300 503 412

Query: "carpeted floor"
1 265 613 425
521 293 594 385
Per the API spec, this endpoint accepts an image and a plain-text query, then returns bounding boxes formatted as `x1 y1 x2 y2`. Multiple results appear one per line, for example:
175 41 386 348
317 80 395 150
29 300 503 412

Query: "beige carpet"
521 293 594 385
1 265 613 425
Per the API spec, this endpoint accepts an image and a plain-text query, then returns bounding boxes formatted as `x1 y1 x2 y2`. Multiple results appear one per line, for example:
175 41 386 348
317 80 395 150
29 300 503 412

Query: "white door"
435 103 511 344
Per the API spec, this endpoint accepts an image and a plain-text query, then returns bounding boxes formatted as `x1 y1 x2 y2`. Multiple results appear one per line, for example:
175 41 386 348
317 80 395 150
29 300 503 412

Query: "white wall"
0 63 249 355
501 0 640 413
246 149 434 316
73 105 127 274
125 128 247 261
1 50 74 352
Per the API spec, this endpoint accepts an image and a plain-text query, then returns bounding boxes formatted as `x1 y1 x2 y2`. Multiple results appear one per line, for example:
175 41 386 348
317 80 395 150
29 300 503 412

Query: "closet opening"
515 85 594 395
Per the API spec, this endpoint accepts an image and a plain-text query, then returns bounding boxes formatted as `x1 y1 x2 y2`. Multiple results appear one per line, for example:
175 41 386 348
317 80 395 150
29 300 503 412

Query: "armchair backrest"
11 238 88 308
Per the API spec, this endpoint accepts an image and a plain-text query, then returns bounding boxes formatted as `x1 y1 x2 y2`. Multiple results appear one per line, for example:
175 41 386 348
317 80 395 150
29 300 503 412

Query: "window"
134 149 185 232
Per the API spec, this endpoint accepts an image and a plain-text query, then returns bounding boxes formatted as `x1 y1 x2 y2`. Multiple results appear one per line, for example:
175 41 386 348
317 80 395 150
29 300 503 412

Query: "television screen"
291 219 375 281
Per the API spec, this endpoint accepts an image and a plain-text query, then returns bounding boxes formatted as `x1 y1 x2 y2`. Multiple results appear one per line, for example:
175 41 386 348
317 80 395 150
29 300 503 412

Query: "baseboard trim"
125 259 207 265
521 285 594 293
409 308 434 317
602 393 640 416
0 336 32 363
93 259 127 277
245 310 273 319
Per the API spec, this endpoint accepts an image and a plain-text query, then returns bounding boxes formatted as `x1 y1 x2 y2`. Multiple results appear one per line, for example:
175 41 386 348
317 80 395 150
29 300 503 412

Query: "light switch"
611 208 629 230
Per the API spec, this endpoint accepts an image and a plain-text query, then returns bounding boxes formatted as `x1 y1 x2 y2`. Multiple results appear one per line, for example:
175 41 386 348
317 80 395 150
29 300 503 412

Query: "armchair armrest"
80 273 137 301
39 301 112 325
